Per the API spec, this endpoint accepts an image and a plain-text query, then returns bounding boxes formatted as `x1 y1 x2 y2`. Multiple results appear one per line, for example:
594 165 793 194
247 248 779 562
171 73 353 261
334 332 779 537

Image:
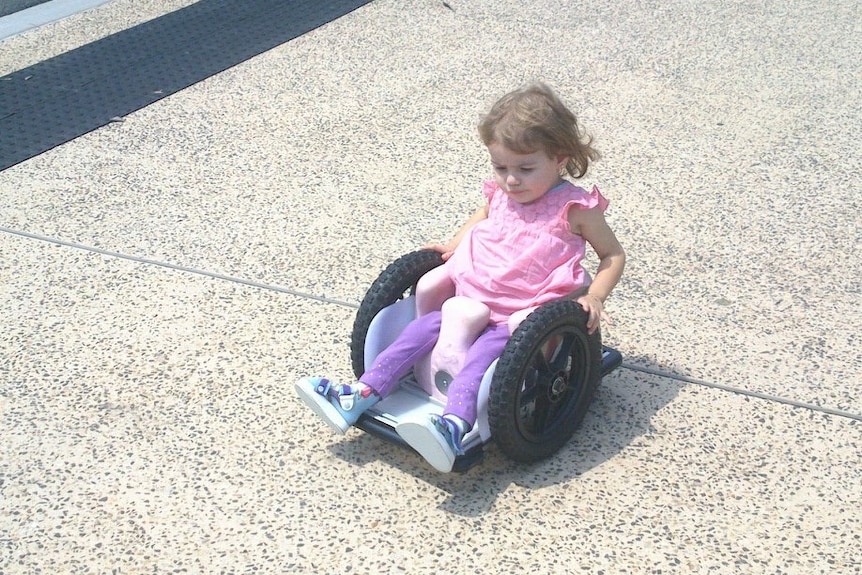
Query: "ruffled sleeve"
558 184 609 230
567 184 609 212
481 179 498 201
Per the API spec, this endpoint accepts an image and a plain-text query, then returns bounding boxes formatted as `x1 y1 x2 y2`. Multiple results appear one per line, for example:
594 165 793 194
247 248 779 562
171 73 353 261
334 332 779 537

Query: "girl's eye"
493 166 506 172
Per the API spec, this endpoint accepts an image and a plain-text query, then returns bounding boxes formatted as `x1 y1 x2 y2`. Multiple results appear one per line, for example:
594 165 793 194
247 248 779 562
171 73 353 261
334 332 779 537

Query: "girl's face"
487 142 567 204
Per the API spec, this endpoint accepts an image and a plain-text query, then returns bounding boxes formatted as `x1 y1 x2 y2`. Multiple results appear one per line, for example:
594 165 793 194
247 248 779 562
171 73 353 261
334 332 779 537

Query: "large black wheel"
488 299 602 463
350 250 444 378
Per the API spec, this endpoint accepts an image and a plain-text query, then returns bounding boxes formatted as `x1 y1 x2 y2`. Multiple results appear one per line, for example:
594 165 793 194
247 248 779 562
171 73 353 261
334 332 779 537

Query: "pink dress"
446 179 609 324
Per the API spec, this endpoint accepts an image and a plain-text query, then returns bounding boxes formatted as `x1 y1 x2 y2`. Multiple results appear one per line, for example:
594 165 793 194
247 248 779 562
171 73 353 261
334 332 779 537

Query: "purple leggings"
360 311 510 425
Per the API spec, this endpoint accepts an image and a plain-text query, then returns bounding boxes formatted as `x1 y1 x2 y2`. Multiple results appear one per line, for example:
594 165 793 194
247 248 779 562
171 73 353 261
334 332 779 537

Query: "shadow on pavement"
328 356 685 517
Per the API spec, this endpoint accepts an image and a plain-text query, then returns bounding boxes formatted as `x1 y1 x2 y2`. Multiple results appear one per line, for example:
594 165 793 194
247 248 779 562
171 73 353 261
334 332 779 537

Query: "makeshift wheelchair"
350 249 622 471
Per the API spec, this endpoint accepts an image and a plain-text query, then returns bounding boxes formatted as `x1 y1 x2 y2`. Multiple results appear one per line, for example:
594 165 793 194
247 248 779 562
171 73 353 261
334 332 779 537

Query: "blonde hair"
478 82 599 178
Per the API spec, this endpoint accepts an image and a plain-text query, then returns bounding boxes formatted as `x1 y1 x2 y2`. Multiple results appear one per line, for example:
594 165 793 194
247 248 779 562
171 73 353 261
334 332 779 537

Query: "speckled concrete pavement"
1 0 859 573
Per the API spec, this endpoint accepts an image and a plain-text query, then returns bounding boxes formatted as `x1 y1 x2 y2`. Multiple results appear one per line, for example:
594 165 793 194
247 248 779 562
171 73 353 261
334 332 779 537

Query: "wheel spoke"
531 393 551 433
547 333 575 373
518 366 540 403
530 345 553 378
532 386 571 433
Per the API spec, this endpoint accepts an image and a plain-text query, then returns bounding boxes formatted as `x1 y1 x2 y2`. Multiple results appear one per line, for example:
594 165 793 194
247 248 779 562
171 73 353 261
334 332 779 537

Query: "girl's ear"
557 156 570 173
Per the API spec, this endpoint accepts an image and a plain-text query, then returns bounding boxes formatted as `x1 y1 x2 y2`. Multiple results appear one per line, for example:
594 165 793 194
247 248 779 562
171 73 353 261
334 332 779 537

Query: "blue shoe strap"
434 416 465 456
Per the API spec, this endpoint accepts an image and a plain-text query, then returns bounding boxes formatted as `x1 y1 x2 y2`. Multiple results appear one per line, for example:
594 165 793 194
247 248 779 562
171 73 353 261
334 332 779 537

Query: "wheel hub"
548 373 568 402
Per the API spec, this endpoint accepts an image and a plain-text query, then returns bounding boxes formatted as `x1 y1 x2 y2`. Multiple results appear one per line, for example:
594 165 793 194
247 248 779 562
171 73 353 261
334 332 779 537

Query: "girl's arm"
568 206 626 333
424 203 489 261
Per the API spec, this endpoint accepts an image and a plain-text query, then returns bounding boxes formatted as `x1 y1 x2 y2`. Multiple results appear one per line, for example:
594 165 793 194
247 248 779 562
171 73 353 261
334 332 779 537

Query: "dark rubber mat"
0 0 373 171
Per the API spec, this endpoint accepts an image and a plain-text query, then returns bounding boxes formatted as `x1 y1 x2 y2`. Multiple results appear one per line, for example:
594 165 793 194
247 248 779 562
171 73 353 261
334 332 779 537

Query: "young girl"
296 82 625 472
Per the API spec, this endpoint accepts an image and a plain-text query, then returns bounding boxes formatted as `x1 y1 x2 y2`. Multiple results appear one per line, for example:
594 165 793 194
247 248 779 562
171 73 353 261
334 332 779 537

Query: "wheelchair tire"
488 299 602 463
350 250 444 378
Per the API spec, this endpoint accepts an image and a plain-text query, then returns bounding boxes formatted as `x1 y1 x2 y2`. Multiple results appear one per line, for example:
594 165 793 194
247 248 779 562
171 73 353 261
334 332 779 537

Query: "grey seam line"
3 226 860 423
620 363 861 422
1 226 357 308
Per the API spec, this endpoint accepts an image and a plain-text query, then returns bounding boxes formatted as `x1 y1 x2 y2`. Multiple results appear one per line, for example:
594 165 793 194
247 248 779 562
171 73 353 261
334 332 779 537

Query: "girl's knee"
442 296 491 327
415 265 455 316
507 306 538 335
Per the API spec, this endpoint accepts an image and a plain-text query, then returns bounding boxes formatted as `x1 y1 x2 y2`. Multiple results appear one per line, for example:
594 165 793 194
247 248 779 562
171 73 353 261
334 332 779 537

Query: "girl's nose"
506 173 519 185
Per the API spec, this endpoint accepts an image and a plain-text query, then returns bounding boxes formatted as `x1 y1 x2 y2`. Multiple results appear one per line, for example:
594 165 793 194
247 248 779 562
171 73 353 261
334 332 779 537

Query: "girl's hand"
422 243 456 261
577 293 610 334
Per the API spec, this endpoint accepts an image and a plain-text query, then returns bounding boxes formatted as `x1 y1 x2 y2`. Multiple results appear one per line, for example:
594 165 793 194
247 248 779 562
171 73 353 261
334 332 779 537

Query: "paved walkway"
1 0 859 573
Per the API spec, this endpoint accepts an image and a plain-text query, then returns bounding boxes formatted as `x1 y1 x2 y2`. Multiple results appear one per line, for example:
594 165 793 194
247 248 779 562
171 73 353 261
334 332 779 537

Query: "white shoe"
396 415 464 473
294 377 379 434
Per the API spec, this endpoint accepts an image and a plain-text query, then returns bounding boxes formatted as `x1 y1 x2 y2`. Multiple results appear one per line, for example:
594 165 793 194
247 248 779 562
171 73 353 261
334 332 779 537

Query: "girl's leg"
295 311 443 434
507 306 538 335
415 264 455 316
443 323 511 425
394 323 510 472
414 296 490 394
360 310 442 397
434 297 491 372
